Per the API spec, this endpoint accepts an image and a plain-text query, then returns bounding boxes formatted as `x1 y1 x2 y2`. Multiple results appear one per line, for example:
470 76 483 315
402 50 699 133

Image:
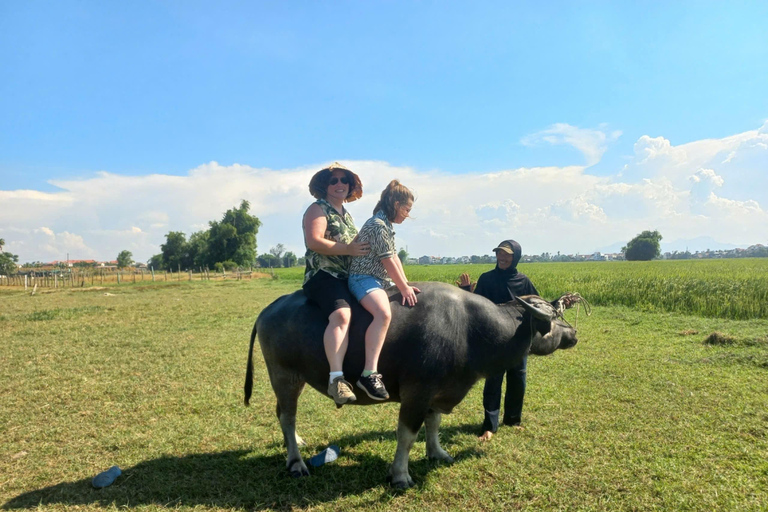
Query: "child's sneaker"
356 372 389 400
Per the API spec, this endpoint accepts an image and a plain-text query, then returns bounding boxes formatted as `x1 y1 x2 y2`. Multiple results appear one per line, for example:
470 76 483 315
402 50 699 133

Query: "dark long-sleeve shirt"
462 265 538 305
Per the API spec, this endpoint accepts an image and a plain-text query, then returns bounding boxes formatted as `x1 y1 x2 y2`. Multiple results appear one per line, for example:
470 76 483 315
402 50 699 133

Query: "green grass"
1 278 767 511
275 259 768 319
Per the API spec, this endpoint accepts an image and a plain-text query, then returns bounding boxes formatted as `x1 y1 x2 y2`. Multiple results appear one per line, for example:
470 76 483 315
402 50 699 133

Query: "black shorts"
303 270 354 318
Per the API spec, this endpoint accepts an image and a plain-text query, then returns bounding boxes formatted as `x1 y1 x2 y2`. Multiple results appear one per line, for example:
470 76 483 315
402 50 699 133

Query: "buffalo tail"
244 320 257 406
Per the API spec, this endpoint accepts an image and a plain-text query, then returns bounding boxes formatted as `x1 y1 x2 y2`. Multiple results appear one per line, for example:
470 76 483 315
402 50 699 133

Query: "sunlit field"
275 258 768 319
1 263 767 511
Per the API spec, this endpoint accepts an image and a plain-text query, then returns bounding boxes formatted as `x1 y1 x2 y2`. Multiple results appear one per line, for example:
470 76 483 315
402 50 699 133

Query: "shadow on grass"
3 425 483 510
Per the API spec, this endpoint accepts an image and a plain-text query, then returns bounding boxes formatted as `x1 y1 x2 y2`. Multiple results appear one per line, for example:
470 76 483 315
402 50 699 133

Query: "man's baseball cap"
492 240 515 255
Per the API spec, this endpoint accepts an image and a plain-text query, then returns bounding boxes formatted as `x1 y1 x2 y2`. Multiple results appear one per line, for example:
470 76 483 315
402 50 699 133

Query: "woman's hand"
347 237 370 256
400 285 421 307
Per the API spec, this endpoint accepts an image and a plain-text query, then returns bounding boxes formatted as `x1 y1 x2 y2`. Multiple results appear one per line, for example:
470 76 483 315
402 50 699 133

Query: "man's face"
496 250 514 270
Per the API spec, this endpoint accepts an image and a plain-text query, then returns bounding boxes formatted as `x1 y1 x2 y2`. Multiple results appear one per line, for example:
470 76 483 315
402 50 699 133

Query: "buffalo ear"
516 296 555 321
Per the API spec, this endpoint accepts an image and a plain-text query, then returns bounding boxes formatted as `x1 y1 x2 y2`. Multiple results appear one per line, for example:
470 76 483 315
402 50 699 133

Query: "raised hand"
456 273 471 287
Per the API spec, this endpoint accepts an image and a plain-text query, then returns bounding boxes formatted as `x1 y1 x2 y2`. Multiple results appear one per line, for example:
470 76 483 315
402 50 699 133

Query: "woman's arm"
382 257 420 306
302 204 369 256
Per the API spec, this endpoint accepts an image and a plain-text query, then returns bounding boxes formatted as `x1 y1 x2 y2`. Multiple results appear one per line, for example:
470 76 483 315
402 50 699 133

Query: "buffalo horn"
516 296 555 321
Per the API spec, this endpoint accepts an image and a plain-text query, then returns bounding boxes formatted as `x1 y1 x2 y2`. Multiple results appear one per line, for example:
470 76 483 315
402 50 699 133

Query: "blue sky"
1 1 767 263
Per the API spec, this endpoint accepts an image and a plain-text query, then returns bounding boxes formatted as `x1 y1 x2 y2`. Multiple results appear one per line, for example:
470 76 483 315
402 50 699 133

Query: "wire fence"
0 267 267 289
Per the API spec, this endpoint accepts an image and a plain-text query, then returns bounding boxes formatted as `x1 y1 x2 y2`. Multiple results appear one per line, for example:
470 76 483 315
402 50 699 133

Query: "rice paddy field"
1 259 767 511
275 258 768 319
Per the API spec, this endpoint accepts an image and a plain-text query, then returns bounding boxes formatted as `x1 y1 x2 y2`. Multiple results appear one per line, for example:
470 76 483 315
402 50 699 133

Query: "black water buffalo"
244 281 577 488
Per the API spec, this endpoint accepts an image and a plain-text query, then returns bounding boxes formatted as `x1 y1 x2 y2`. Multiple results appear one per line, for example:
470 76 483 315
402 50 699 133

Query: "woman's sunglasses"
329 176 349 185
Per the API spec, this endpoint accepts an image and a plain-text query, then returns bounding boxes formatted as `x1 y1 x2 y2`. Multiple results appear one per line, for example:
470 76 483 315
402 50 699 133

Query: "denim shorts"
348 274 392 302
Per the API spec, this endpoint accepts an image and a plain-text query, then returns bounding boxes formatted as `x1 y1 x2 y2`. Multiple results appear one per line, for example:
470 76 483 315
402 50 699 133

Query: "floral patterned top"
303 198 358 284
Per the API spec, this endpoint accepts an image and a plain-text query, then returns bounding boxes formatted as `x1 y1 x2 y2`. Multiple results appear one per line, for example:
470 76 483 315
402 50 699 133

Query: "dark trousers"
481 355 527 433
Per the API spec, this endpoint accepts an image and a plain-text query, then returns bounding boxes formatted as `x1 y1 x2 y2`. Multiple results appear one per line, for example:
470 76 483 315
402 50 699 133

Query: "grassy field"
274 258 768 319
1 263 767 511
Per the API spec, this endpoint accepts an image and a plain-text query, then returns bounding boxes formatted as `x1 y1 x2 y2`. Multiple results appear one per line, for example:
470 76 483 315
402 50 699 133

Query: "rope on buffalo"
554 292 591 331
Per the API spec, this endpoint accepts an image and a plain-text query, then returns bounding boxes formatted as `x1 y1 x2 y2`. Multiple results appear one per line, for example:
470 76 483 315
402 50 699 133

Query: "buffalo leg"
269 368 308 477
276 403 306 448
388 402 427 489
424 410 454 463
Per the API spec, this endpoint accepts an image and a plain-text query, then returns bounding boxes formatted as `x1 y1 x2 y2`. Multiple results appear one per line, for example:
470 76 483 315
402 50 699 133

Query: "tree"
207 200 261 268
116 250 133 269
282 251 297 268
398 248 409 262
147 253 164 270
267 244 285 268
214 260 238 272
257 253 280 268
161 231 189 271
187 230 210 268
0 251 19 275
270 243 286 259
622 230 663 261
0 238 5 252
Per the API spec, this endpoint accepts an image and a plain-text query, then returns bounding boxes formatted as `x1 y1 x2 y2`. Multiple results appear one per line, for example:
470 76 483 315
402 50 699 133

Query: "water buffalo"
244 281 577 488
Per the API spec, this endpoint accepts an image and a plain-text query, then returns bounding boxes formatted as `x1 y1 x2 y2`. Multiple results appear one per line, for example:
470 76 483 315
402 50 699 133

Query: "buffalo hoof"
428 451 454 464
287 459 309 478
386 473 415 489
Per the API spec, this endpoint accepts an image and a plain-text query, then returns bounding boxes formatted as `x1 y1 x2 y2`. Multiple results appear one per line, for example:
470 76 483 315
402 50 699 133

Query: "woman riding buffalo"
302 162 369 405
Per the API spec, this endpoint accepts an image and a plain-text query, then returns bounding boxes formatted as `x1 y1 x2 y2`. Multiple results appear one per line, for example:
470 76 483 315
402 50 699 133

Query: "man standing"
458 239 538 441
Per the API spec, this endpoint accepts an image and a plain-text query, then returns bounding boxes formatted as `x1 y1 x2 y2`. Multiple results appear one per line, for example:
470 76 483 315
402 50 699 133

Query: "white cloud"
1 123 767 262
521 123 622 166
689 168 723 186
475 200 520 223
